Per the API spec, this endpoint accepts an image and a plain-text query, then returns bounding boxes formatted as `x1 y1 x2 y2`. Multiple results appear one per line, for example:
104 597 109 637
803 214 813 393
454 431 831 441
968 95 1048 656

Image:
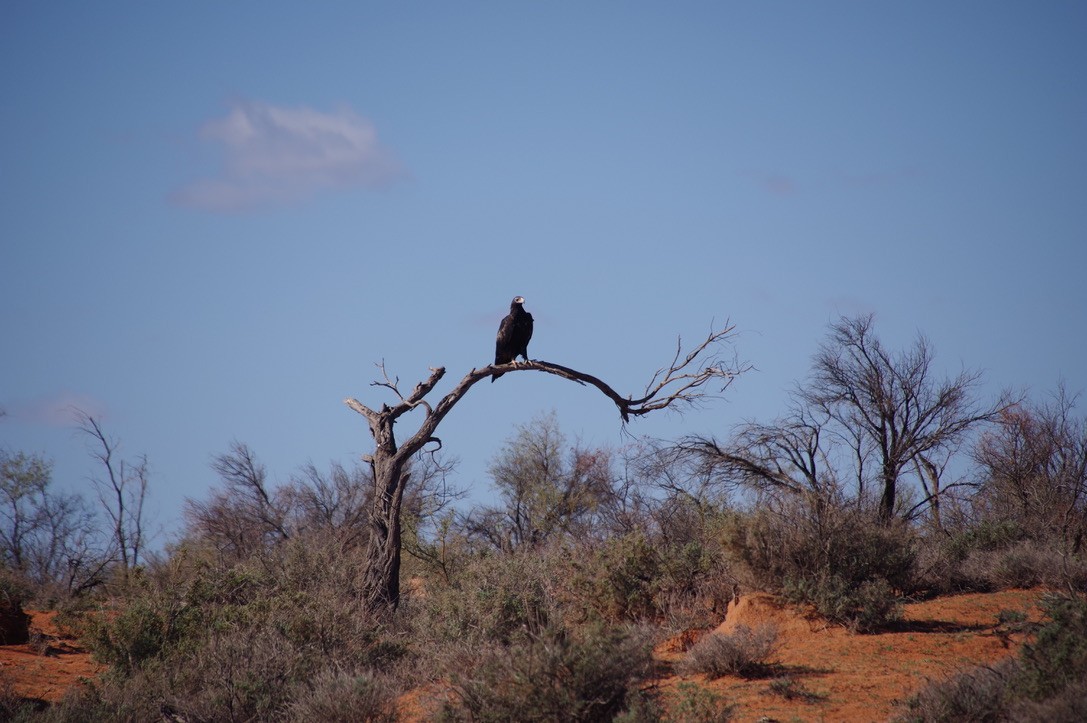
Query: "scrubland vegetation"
3 315 1086 721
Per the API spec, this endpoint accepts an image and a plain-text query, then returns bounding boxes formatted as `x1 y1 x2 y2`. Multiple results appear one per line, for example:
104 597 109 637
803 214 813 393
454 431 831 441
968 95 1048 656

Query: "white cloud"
5 391 110 427
172 100 406 212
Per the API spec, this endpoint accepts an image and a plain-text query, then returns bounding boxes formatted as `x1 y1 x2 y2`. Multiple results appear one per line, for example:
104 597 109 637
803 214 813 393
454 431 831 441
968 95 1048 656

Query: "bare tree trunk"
358 418 410 611
345 326 746 612
879 462 897 521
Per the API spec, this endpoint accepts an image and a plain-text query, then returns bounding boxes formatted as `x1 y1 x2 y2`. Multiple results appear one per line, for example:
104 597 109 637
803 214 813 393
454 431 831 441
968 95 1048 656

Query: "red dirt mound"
0 610 103 705
653 589 1045 721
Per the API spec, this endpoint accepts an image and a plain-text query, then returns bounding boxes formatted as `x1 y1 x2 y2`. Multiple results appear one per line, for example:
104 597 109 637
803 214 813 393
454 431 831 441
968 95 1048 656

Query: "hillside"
0 588 1053 721
389 589 1043 721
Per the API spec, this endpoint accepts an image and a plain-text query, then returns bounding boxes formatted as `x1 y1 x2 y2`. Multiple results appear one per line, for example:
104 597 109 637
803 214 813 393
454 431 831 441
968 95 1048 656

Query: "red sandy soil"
2 590 1046 720
0 610 103 705
652 589 1045 722
397 589 1046 722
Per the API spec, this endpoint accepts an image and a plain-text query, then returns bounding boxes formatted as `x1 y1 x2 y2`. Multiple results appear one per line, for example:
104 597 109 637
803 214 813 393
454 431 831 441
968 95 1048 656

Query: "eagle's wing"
495 313 515 365
515 313 533 359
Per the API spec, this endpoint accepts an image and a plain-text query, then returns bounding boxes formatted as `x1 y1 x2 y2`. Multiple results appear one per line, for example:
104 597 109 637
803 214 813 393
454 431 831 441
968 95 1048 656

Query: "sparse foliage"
804 315 1012 520
75 412 150 576
678 624 779 678
681 315 1011 522
724 497 914 630
899 593 1087 722
186 442 458 565
464 413 621 552
0 450 108 599
443 623 656 722
186 441 290 559
972 385 1087 555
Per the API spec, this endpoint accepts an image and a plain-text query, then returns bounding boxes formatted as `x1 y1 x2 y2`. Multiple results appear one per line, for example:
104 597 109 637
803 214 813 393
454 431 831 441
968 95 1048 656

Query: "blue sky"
2 2 1085 539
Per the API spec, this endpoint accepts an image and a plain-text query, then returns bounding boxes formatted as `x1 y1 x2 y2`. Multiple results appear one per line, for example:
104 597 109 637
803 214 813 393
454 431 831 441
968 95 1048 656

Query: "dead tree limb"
344 322 747 612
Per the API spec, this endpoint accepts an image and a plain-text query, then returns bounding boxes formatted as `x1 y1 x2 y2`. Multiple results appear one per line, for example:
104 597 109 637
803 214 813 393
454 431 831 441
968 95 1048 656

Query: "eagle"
492 296 533 382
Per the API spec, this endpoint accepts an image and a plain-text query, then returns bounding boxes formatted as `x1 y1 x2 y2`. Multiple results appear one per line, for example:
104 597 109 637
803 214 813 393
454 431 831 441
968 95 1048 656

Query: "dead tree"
682 315 1015 525
75 411 150 577
345 324 747 612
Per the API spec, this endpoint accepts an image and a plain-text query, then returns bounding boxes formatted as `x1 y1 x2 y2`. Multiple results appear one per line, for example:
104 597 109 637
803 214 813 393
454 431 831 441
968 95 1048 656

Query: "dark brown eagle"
492 296 533 382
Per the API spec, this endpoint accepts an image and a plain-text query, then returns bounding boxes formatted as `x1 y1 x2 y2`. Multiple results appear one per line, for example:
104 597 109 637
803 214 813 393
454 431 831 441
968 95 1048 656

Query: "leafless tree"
972 383 1087 552
679 315 1012 523
344 323 748 611
284 461 372 548
683 402 841 498
186 442 290 560
806 315 1014 520
75 411 150 575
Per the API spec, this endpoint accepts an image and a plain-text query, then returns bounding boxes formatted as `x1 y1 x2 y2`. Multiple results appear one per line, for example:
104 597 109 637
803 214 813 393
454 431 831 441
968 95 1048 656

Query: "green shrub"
725 504 912 630
784 575 901 633
443 623 655 722
895 662 1012 722
65 533 408 721
612 690 664 723
665 682 733 722
1013 594 1087 702
415 550 553 648
564 534 662 623
946 520 1025 560
286 668 398 723
727 505 916 590
677 624 778 678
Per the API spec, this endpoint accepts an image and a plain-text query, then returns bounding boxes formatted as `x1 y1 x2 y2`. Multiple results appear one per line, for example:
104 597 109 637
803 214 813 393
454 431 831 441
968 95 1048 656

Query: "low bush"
678 624 778 678
412 549 553 649
443 623 655 722
1012 593 1087 703
895 662 1012 722
563 533 662 623
285 667 398 723
783 575 901 633
53 533 409 721
662 681 733 722
916 522 1087 595
724 503 913 630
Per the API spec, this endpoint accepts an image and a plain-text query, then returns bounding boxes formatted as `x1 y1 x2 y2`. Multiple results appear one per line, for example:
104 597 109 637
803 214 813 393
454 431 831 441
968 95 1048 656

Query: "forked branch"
344 323 746 462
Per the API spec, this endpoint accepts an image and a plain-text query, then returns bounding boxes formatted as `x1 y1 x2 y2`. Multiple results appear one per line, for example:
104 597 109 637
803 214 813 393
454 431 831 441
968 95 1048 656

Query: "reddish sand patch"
0 610 103 705
653 589 1045 722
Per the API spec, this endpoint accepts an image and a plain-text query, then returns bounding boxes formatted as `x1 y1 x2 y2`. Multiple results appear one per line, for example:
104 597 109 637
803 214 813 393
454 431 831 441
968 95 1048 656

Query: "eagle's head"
513 296 525 305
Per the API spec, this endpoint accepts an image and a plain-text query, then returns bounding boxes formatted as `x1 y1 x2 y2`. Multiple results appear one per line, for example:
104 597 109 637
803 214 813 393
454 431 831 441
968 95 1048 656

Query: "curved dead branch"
344 323 746 458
